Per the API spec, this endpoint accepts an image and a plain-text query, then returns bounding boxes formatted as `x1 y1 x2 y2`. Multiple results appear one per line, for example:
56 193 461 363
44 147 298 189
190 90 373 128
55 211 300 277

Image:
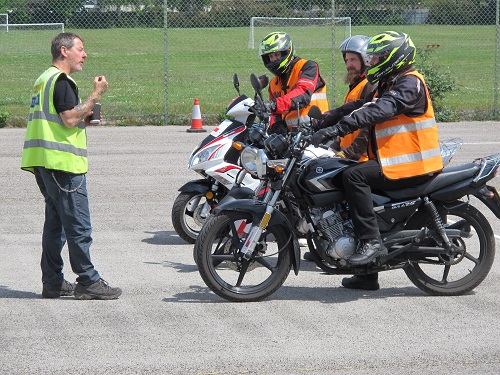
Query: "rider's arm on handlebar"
273 61 321 114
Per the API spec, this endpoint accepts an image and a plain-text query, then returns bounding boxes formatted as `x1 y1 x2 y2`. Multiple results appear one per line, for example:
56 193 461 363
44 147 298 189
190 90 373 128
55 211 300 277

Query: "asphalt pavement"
1 122 500 374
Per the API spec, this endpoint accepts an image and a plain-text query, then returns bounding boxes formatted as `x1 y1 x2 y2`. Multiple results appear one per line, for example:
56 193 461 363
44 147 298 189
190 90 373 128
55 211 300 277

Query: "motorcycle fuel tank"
298 157 357 194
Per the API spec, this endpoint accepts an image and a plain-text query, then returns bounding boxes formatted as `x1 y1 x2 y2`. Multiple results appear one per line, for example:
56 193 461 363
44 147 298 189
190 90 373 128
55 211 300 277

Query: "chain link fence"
0 0 499 127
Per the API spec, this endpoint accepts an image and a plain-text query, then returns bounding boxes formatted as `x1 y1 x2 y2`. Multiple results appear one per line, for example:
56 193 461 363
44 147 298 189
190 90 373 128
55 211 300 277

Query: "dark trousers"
34 167 100 286
342 160 431 240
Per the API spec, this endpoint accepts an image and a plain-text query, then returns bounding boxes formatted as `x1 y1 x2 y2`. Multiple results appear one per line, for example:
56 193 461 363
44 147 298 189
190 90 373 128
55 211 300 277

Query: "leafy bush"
0 111 10 128
414 47 459 122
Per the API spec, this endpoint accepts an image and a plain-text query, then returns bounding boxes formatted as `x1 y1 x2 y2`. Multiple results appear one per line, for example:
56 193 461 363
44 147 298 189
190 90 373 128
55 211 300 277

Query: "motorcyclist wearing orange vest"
303 35 376 263
330 35 375 161
258 32 329 135
311 31 443 289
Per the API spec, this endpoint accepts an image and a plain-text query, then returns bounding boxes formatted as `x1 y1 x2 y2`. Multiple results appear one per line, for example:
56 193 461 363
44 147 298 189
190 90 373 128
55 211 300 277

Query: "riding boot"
342 273 379 291
348 237 387 265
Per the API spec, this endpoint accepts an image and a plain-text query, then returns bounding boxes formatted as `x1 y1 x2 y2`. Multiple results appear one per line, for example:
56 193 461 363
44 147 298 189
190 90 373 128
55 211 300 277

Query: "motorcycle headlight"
255 149 269 178
240 146 258 175
241 147 269 178
189 145 223 168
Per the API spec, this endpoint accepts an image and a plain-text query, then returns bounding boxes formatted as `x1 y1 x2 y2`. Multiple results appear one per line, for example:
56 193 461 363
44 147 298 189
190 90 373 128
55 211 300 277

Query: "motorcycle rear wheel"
171 192 210 244
404 202 495 296
196 212 293 302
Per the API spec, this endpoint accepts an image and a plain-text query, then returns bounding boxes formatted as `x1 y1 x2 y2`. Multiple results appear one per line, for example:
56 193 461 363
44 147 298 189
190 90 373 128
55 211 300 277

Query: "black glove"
317 108 343 130
311 118 321 132
263 100 276 113
311 126 340 148
268 121 287 135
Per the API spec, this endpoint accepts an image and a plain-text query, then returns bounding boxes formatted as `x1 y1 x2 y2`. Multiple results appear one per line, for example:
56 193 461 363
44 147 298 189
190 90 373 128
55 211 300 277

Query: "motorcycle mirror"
308 105 322 120
250 73 265 104
258 74 269 89
250 73 262 92
233 73 240 95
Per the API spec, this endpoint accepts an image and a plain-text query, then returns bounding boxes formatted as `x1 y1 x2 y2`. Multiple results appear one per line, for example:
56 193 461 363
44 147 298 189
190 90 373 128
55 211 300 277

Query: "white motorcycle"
172 74 263 243
172 73 335 244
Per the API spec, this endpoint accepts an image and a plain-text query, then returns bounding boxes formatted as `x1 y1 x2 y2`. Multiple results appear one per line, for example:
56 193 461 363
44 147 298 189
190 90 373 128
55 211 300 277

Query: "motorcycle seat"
383 162 480 200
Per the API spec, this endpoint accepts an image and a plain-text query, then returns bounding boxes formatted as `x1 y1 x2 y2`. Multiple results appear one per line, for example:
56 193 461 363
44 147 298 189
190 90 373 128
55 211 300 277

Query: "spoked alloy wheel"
172 192 212 244
195 212 293 302
404 203 495 295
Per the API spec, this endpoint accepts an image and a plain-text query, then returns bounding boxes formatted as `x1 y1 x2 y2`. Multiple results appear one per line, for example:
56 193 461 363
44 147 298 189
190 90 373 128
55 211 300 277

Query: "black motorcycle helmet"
258 32 295 76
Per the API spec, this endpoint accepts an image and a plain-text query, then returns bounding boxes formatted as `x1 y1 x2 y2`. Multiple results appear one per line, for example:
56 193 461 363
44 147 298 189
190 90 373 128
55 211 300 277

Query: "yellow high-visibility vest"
21 67 88 174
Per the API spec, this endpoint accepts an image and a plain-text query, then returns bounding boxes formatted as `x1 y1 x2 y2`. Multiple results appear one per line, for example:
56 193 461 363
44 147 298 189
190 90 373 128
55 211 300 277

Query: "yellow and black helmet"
258 32 295 76
365 31 416 84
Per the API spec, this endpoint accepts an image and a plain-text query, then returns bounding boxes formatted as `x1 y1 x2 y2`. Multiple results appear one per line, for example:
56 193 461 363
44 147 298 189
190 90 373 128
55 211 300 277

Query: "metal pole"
164 0 169 125
495 0 499 117
331 0 336 108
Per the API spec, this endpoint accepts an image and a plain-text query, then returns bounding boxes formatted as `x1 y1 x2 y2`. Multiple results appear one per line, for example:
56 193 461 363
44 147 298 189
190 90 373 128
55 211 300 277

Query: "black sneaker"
42 279 75 298
74 278 122 300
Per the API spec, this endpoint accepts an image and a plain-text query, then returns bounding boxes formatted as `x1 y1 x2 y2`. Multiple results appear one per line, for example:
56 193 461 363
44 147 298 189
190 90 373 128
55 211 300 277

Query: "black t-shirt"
53 73 79 114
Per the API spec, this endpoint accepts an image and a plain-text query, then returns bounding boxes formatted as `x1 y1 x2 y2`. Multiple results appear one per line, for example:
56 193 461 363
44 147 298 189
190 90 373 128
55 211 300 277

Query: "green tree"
45 0 81 21
0 0 30 23
166 0 212 12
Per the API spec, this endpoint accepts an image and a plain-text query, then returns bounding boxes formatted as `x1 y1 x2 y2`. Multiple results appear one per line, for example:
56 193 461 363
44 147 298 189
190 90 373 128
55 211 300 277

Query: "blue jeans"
34 167 100 286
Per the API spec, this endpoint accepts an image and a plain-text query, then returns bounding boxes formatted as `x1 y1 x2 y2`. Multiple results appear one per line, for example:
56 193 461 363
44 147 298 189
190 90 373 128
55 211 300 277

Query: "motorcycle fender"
178 179 211 194
475 186 500 219
217 186 255 206
215 199 300 275
429 179 475 201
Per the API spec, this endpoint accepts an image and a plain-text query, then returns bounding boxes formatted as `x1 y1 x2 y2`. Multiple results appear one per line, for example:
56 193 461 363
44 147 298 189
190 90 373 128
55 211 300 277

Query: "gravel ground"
1 122 500 374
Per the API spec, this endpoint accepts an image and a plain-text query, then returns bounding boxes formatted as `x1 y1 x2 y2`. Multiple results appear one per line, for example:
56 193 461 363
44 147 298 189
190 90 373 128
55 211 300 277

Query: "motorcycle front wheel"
195 211 293 302
404 202 495 296
171 191 211 244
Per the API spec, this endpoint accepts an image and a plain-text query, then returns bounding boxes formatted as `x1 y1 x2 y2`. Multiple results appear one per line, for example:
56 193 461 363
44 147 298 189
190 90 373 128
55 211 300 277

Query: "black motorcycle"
194 104 500 302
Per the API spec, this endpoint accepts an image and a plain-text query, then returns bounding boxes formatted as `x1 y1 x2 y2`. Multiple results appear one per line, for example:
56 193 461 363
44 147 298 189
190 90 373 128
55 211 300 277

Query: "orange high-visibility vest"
269 59 329 128
368 71 443 180
339 77 370 162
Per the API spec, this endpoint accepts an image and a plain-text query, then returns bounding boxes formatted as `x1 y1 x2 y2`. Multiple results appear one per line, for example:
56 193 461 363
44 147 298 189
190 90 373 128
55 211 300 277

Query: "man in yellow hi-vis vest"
312 31 443 290
21 32 121 300
258 32 329 134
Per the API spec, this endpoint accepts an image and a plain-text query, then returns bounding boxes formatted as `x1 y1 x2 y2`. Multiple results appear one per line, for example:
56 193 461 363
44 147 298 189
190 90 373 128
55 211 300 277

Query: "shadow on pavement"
0 285 41 299
162 283 431 304
142 230 189 245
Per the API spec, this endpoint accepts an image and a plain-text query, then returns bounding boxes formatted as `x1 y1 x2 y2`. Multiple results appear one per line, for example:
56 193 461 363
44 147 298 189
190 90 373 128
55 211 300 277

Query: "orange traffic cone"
187 98 206 133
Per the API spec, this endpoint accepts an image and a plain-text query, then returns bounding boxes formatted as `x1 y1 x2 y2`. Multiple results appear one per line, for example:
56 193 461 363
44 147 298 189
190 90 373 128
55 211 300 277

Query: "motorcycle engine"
311 208 356 261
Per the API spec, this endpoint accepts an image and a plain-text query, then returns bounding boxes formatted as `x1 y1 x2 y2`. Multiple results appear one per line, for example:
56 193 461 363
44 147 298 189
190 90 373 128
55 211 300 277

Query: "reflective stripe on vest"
21 67 88 174
285 91 329 127
372 71 442 180
375 118 437 139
